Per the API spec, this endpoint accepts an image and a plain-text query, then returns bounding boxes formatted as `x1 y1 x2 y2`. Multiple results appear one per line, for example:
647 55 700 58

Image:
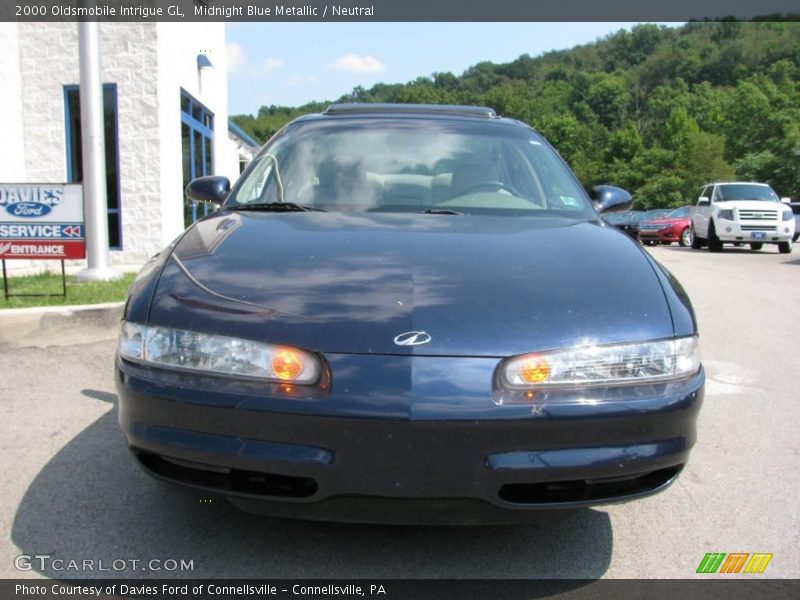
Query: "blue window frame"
180 90 214 227
64 83 122 249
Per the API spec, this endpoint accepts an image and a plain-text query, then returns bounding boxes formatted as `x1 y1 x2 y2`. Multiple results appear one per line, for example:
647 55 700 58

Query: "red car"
638 206 693 247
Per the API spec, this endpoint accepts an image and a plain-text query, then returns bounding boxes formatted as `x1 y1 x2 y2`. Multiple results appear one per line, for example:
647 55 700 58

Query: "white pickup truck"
690 182 795 253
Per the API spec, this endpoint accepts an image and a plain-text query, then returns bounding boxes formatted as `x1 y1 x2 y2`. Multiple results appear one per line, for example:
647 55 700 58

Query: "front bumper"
116 355 704 523
716 221 794 242
639 227 680 243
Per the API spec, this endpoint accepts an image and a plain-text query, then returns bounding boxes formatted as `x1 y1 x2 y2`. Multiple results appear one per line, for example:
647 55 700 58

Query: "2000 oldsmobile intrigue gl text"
116 104 704 523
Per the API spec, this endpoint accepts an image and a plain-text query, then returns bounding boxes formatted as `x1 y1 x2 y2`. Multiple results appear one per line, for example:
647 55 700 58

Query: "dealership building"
0 22 259 272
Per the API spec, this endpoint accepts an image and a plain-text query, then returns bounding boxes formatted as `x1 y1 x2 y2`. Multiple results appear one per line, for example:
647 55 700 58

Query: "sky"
225 22 679 115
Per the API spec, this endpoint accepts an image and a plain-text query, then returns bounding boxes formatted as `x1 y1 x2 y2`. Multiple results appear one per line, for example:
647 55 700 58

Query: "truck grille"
741 225 777 231
739 209 778 220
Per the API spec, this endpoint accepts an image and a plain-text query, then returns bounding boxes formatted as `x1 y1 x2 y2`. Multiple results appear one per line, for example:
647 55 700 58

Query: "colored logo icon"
696 552 773 574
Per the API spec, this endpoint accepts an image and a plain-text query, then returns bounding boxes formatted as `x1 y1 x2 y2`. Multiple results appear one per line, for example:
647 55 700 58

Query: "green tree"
229 21 800 204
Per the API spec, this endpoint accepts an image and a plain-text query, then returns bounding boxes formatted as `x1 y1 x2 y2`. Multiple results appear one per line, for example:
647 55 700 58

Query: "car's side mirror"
591 185 633 214
780 197 791 203
697 197 710 206
185 176 231 206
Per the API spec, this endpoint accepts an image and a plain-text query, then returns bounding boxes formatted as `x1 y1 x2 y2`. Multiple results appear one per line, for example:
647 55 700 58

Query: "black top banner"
2 0 799 22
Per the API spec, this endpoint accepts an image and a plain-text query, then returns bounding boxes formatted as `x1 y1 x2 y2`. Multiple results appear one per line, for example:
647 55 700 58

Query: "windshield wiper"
227 202 326 213
420 208 463 215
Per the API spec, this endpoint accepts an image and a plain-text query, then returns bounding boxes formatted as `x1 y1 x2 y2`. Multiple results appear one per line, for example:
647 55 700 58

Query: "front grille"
739 210 778 220
741 225 776 231
497 465 682 504
639 224 662 231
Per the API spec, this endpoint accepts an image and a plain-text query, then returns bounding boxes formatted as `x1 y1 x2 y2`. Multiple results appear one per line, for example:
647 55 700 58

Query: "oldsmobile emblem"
393 331 431 346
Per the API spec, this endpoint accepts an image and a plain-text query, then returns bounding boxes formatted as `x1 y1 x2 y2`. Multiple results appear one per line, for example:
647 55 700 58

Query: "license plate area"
751 231 767 240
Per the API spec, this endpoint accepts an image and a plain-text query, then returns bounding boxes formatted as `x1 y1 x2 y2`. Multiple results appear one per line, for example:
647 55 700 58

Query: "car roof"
325 103 497 118
702 182 771 187
292 103 527 128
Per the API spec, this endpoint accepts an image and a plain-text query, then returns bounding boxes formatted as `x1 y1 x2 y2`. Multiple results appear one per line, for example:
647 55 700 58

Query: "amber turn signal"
272 349 304 381
519 355 550 384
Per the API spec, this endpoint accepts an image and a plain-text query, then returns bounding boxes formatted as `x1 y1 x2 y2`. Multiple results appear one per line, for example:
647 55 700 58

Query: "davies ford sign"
0 183 85 260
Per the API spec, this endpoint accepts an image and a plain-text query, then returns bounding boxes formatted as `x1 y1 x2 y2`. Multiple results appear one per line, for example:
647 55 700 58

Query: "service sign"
0 183 86 260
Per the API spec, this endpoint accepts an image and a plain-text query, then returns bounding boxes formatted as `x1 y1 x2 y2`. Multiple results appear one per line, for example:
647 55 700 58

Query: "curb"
0 302 124 349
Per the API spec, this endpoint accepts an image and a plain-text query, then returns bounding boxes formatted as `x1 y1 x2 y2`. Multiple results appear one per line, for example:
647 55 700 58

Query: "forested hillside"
232 22 800 208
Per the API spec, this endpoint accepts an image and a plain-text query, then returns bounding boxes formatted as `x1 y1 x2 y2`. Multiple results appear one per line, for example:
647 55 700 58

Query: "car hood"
647 217 688 225
715 200 783 211
149 212 675 357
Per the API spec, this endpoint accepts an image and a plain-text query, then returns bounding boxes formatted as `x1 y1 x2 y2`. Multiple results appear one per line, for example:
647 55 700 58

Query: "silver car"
790 202 800 242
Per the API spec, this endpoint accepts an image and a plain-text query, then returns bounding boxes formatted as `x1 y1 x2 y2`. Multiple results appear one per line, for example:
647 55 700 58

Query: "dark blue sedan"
116 104 704 523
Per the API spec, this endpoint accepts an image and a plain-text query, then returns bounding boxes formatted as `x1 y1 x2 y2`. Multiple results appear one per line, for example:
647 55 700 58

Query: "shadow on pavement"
11 390 613 580
655 244 785 255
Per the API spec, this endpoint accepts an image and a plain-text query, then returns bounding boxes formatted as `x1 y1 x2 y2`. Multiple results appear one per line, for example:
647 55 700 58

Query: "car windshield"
227 118 595 218
666 206 690 218
717 184 779 202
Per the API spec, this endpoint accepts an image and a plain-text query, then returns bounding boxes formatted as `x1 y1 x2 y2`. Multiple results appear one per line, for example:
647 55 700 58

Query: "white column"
75 21 122 282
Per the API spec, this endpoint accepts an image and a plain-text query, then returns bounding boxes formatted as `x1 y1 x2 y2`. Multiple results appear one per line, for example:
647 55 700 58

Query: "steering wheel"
459 181 521 197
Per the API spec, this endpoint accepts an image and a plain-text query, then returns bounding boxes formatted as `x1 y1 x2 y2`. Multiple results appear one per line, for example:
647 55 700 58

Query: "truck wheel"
679 227 692 247
690 225 704 249
749 242 763 251
708 222 723 253
778 240 793 254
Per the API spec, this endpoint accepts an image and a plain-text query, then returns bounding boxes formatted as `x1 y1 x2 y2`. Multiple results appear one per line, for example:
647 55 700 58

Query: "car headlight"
500 336 700 389
782 211 793 222
118 321 321 384
717 209 734 220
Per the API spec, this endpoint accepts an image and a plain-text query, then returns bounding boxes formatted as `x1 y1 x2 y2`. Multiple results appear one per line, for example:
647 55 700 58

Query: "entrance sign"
0 184 86 259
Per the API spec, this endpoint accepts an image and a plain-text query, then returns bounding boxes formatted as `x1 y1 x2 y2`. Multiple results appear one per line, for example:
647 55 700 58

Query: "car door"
693 185 712 237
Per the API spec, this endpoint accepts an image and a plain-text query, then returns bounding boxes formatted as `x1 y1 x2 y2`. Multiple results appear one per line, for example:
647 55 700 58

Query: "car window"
716 184 779 202
698 187 710 203
229 119 595 219
235 156 274 203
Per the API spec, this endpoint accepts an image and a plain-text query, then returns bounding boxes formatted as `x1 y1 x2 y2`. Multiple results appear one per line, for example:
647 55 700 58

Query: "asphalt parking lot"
1 243 798 580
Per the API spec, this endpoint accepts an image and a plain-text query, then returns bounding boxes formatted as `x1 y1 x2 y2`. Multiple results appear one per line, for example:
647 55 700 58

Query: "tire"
749 242 763 251
707 221 723 252
679 227 692 247
690 225 704 249
793 233 799 243
778 240 793 254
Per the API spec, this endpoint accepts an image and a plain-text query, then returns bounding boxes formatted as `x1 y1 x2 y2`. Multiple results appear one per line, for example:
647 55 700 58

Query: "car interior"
234 127 591 216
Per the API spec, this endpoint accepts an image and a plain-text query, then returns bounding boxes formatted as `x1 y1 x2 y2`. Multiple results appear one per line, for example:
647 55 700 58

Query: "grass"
0 271 136 309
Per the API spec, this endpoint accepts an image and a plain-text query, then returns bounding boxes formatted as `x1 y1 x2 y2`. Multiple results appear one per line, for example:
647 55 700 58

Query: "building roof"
227 120 260 149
